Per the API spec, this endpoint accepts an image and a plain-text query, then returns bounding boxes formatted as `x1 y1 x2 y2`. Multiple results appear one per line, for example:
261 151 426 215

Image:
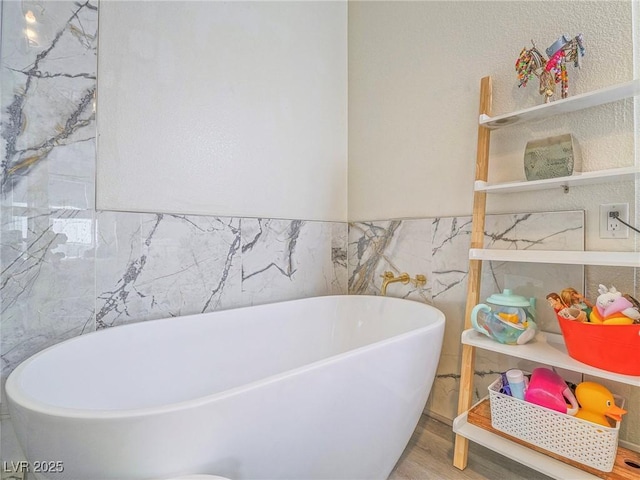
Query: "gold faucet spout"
380 271 410 296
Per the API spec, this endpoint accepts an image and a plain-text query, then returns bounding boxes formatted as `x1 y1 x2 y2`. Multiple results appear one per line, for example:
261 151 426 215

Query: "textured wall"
348 1 636 240
97 1 348 222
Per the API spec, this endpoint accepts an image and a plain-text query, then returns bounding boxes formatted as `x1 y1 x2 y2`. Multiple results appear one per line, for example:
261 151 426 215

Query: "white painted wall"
97 1 348 222
97 0 636 246
348 1 636 251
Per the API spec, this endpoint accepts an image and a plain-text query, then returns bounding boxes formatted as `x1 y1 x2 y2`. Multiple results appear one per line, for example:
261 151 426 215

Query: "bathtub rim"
5 295 445 420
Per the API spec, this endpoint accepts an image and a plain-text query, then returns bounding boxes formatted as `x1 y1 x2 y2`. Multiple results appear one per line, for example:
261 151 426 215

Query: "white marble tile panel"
1 0 97 210
241 219 342 305
348 219 431 302
348 220 396 295
0 207 96 377
430 216 473 302
331 221 348 295
95 212 242 328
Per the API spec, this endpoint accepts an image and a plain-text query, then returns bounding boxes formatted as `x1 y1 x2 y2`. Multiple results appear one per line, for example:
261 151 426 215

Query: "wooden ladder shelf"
452 75 640 478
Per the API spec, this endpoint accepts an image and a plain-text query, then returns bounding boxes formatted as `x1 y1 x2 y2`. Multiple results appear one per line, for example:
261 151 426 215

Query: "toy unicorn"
590 285 640 324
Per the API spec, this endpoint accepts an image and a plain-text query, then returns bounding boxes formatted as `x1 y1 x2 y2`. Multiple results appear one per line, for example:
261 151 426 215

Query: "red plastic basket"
557 315 640 375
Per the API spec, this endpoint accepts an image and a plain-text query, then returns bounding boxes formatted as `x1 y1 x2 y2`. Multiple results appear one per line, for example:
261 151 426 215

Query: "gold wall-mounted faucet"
381 271 410 296
380 271 427 296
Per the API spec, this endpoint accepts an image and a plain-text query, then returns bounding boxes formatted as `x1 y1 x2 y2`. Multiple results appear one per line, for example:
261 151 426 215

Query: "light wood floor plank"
389 415 553 480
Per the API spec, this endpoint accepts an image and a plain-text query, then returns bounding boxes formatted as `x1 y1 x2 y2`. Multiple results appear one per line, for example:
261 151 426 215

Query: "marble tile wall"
94 214 348 328
2 211 348 376
1 0 97 211
1 0 98 377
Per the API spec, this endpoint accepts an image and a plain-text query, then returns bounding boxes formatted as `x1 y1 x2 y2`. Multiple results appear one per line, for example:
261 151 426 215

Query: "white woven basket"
488 376 623 472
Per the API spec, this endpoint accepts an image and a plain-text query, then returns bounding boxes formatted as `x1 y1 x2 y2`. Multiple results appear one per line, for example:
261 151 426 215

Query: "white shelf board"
462 329 640 387
453 409 601 480
475 166 639 194
479 79 640 129
469 249 640 267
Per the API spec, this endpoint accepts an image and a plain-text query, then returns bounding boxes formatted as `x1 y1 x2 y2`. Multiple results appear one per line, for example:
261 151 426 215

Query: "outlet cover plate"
599 203 629 239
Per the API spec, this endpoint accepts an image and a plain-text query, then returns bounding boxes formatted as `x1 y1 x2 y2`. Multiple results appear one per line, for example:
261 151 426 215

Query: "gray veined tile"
95 212 242 328
347 220 398 295
330 221 348 294
430 216 473 301
0 207 96 376
241 219 339 305
488 211 584 251
348 220 432 302
0 0 98 210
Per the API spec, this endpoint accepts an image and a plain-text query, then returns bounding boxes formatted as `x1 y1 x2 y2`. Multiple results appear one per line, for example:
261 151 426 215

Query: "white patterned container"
488 376 622 472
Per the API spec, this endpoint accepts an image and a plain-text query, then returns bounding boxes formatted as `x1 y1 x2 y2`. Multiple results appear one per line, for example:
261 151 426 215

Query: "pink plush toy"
596 284 640 321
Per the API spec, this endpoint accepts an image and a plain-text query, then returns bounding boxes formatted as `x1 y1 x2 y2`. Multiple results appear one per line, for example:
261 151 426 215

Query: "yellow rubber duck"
574 382 627 427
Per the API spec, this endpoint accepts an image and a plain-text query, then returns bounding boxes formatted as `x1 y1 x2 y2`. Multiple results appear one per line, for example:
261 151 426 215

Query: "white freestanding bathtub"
6 295 445 480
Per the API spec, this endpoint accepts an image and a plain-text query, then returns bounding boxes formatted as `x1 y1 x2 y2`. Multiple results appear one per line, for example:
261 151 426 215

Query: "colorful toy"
549 285 640 325
515 34 585 103
546 292 567 312
574 382 627 427
548 290 587 321
556 306 587 322
524 368 579 415
560 287 593 317
590 284 640 324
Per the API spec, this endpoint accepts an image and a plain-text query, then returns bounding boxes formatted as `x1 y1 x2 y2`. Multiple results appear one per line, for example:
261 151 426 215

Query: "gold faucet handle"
382 271 395 280
413 274 427 286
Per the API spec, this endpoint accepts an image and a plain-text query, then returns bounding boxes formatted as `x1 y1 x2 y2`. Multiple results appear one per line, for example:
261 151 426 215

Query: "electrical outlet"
599 203 629 239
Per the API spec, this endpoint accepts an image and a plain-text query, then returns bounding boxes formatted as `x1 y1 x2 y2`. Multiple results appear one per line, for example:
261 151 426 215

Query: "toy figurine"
560 287 593 317
549 292 587 321
546 292 567 312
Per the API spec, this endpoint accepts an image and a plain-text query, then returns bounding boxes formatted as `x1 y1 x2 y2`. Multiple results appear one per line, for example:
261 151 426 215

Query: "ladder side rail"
453 76 492 470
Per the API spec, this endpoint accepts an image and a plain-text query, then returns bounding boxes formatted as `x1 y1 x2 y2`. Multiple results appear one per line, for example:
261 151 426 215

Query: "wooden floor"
389 415 553 480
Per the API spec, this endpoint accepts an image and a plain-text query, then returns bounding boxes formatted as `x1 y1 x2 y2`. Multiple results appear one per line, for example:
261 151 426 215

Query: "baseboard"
424 409 454 427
